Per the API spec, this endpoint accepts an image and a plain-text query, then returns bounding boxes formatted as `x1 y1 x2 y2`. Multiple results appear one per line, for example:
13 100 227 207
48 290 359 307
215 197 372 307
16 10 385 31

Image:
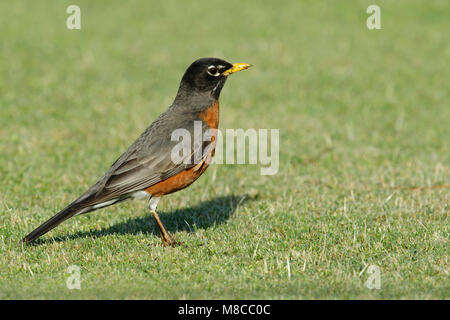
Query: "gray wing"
73 108 209 207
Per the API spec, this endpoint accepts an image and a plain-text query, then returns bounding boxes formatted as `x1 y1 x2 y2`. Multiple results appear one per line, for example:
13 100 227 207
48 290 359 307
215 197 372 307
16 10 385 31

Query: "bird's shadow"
36 194 250 244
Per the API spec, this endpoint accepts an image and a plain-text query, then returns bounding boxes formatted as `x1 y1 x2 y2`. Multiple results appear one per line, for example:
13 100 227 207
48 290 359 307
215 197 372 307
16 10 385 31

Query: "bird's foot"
160 231 182 247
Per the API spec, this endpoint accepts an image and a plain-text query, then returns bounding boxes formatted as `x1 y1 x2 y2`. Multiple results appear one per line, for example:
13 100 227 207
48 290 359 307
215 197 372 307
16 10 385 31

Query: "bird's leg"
150 209 177 247
148 196 179 247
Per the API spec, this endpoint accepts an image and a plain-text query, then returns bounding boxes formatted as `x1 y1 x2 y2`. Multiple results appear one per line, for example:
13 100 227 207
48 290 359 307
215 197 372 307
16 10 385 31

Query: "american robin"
23 58 251 246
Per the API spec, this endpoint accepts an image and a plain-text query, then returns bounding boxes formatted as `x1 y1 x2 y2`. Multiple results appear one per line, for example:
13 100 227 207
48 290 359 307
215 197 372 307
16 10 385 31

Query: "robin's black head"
176 58 251 101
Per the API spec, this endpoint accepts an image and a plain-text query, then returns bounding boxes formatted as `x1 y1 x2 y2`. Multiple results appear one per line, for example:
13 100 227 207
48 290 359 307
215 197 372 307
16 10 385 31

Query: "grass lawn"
0 0 448 299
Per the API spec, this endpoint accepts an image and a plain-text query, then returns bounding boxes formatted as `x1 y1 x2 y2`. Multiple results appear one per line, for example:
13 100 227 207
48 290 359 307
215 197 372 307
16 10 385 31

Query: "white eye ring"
207 65 220 77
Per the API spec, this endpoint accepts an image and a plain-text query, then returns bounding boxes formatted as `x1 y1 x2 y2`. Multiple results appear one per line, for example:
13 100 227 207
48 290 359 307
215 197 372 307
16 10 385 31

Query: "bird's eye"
207 65 220 77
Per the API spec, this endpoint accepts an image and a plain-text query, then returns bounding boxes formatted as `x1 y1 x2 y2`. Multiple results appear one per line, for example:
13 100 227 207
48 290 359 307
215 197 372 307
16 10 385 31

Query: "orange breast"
144 161 209 196
145 101 219 197
199 101 219 129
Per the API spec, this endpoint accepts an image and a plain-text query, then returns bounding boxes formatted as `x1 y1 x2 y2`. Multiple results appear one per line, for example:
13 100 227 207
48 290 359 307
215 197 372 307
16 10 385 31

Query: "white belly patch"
131 191 150 200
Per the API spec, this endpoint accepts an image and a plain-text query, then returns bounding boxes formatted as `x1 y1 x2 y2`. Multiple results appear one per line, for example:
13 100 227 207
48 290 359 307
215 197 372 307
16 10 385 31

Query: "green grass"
0 0 448 299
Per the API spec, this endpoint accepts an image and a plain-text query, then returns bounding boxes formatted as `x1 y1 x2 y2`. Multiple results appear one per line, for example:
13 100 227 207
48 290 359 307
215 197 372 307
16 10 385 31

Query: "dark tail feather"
22 194 130 244
22 203 91 244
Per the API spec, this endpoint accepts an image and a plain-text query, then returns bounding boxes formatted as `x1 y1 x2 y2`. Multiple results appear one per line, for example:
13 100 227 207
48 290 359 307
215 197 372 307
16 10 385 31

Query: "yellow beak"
222 63 252 76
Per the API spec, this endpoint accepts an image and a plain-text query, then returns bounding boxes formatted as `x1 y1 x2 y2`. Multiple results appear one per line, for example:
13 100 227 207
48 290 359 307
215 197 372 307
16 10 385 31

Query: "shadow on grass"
35 194 251 244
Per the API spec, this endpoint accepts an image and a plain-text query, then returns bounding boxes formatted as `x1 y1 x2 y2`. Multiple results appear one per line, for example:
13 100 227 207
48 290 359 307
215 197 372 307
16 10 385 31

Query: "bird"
23 57 251 246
